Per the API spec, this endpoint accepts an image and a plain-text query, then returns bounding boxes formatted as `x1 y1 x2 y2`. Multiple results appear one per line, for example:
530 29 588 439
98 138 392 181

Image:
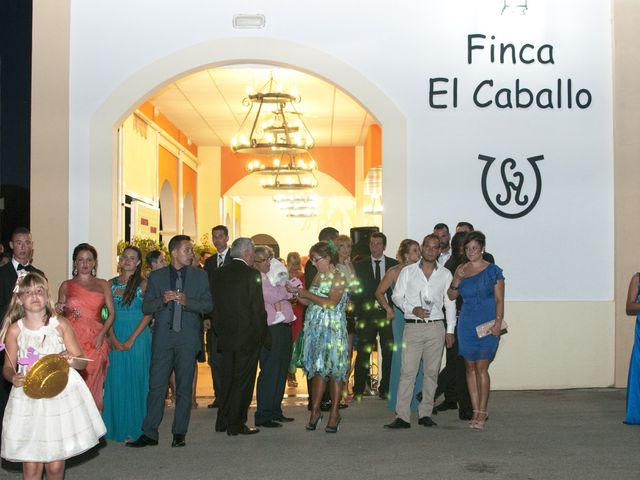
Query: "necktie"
374 260 381 282
17 264 30 271
217 254 223 267
172 271 182 332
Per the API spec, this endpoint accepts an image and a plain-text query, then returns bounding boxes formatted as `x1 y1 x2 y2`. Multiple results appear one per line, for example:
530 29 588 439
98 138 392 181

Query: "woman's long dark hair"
120 246 144 306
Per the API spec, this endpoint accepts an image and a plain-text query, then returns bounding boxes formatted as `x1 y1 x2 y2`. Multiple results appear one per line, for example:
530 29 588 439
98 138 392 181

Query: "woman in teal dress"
102 246 152 442
624 272 640 424
375 239 422 412
291 241 348 433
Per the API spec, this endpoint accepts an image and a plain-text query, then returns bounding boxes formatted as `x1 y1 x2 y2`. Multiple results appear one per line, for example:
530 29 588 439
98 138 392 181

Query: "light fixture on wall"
246 152 318 190
363 167 383 215
231 76 315 155
502 0 527 15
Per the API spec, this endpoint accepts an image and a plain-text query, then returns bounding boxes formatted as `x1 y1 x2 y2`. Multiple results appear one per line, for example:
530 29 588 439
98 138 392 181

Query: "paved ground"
1 388 637 480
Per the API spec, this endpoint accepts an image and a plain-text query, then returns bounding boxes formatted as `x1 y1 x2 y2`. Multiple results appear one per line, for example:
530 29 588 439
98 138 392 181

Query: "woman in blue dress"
102 246 152 441
447 231 504 430
291 241 348 433
374 239 423 412
624 272 640 424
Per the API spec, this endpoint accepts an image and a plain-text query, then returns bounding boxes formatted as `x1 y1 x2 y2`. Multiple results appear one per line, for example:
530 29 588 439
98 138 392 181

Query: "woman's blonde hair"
0 272 56 343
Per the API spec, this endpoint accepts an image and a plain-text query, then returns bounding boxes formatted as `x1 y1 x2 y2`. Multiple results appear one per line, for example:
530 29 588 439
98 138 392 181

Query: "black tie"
17 264 31 271
172 271 182 332
374 260 381 282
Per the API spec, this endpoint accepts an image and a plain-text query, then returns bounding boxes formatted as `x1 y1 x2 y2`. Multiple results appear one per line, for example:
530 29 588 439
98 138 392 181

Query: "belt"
404 318 444 324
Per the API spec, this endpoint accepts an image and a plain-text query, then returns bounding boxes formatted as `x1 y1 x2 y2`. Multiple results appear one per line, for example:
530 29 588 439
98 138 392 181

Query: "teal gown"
102 280 151 442
302 274 349 381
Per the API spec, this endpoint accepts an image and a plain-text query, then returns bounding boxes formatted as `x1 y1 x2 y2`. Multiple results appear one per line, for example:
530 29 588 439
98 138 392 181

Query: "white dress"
1 317 107 463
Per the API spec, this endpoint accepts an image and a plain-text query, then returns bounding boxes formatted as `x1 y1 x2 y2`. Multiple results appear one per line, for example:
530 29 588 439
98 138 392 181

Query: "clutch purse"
476 319 508 338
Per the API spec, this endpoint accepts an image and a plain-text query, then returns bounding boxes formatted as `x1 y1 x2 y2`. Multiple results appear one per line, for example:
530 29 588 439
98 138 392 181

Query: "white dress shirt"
217 248 229 267
371 255 386 280
437 250 451 267
391 259 457 334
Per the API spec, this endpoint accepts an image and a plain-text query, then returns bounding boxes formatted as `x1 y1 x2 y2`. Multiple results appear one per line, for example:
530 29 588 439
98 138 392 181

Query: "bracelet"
449 284 459 291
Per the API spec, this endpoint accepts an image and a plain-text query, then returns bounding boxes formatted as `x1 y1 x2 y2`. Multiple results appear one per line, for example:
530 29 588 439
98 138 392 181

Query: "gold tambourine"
23 354 70 399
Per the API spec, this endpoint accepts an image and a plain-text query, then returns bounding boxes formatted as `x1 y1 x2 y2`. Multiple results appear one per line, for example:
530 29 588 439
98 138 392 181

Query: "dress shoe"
418 416 437 427
306 414 323 431
126 434 158 448
384 418 410 429
256 420 282 428
274 415 294 423
435 400 458 412
228 425 260 436
459 409 473 421
325 415 341 433
208 399 219 409
171 434 186 447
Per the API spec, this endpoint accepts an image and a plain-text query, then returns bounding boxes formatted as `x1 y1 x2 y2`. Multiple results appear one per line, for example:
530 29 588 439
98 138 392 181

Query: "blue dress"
387 304 423 412
625 278 640 424
102 280 151 442
457 264 505 361
302 273 349 381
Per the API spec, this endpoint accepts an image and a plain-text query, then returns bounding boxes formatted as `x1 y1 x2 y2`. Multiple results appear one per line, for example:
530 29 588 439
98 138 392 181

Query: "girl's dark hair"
120 246 144 306
309 241 338 266
73 242 98 262
463 230 486 250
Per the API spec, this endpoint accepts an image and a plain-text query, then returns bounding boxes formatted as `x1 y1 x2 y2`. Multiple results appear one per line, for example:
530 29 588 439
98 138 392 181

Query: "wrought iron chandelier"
246 152 318 190
231 77 315 155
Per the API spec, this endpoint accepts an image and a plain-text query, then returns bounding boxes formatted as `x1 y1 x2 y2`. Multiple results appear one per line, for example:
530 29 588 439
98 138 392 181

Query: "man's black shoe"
418 416 437 427
459 409 473 421
126 434 158 448
274 415 294 422
255 420 282 428
384 418 410 429
171 434 186 447
228 425 260 436
435 400 458 412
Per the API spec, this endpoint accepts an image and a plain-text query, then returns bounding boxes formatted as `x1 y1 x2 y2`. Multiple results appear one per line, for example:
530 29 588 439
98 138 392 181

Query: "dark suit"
211 259 268 435
204 250 232 402
141 265 212 440
0 261 44 447
353 255 398 397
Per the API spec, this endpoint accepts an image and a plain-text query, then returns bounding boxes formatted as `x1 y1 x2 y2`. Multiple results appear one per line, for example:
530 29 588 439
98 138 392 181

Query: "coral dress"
1 318 106 462
102 280 151 441
63 280 109 410
302 274 349 381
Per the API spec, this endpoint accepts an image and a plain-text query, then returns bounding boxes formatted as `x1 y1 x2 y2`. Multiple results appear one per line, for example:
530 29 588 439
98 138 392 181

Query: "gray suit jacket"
143 265 213 352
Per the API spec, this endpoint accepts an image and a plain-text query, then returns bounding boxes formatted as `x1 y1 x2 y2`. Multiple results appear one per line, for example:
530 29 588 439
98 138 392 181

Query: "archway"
89 37 406 268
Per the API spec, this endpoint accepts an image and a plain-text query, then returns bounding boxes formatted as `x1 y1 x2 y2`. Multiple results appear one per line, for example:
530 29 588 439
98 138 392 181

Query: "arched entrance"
89 37 406 268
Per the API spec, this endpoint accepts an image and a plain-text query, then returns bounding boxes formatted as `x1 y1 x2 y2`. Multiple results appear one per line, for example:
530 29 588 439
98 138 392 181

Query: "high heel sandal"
325 415 341 433
306 413 323 431
469 410 479 428
472 411 487 430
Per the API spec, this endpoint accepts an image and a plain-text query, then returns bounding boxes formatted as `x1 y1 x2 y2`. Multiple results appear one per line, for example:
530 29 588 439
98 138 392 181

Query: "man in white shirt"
384 234 456 428
434 222 452 267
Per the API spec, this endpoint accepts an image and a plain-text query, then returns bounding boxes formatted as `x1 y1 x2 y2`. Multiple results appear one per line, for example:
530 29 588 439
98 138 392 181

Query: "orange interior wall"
140 101 198 157
363 124 382 178
182 163 197 217
220 147 356 196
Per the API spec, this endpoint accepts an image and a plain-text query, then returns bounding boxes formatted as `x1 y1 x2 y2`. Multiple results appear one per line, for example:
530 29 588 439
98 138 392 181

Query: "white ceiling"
148 66 376 148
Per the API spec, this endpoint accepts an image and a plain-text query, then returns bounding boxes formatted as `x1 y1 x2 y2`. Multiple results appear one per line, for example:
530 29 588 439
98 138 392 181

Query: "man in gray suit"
127 235 213 448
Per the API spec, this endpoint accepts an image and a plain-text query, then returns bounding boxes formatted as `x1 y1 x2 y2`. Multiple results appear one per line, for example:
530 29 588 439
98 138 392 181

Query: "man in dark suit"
127 235 212 448
0 227 45 447
353 232 398 400
211 237 268 436
203 225 232 409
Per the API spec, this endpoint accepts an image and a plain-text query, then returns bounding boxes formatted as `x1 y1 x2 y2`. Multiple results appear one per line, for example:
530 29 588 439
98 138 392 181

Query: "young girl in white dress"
0 272 106 480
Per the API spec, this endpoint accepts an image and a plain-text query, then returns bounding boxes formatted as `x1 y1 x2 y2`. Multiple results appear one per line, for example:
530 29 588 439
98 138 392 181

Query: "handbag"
476 319 508 338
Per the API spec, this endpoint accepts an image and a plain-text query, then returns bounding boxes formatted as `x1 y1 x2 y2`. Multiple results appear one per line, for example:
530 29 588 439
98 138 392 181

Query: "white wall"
67 0 614 388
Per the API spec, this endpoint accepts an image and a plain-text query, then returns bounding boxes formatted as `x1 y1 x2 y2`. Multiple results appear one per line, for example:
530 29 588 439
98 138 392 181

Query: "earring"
91 267 97 277
72 266 78 276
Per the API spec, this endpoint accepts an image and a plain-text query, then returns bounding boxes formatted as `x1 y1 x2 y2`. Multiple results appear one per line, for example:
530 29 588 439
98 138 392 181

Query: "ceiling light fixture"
231 76 315 155
501 0 527 15
232 14 266 29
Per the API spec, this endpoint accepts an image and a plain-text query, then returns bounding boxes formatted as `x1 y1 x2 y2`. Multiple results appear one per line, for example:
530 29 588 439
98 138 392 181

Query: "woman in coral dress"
57 243 114 411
